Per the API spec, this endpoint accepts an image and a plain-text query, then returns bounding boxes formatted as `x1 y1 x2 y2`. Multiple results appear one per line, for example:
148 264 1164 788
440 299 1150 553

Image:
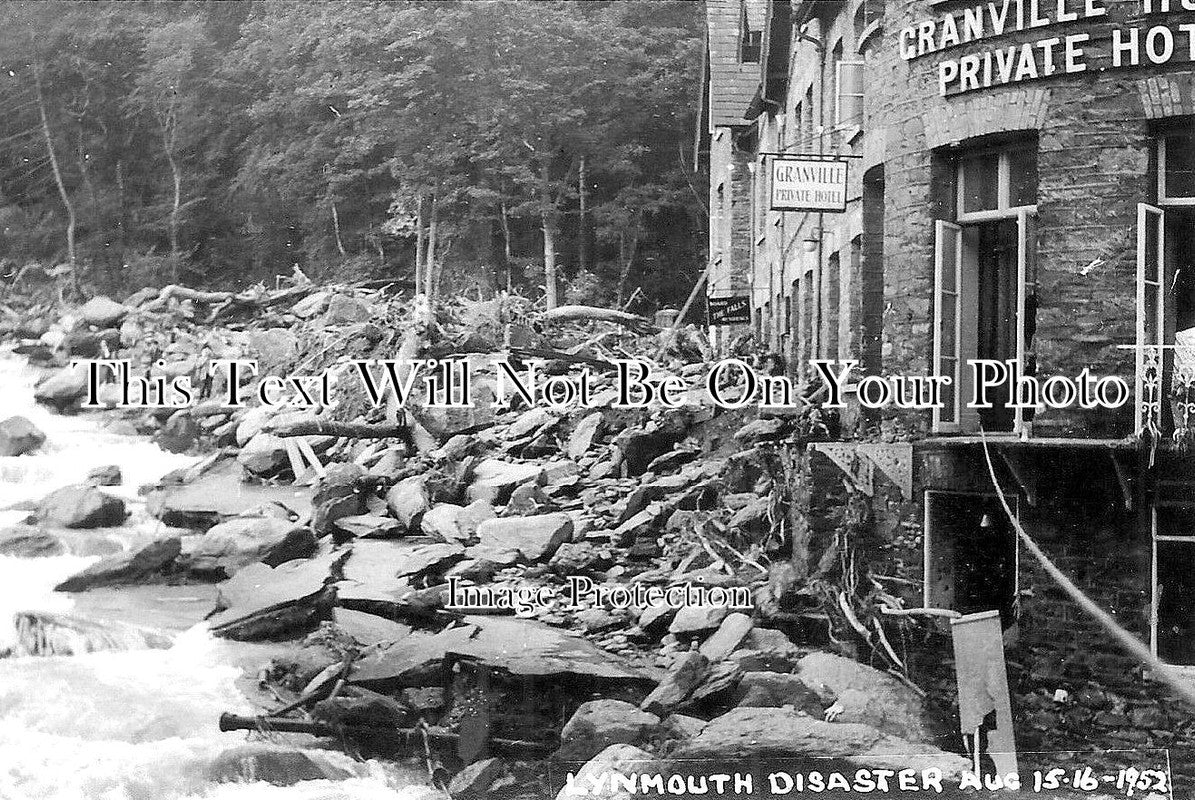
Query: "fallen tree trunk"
217 713 555 754
265 419 412 440
542 304 657 334
135 283 314 322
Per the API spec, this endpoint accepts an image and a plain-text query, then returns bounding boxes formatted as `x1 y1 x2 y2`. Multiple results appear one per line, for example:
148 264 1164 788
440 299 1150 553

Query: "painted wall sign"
770 157 848 213
707 295 752 325
898 0 1195 96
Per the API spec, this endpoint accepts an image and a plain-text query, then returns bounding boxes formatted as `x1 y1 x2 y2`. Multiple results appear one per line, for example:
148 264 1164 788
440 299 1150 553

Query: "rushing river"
0 351 436 800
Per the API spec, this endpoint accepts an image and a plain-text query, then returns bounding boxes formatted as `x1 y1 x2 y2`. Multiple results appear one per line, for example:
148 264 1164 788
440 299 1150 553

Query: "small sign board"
707 295 751 326
771 157 848 212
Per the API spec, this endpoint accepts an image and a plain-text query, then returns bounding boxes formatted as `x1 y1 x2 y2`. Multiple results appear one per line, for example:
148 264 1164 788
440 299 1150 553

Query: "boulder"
474 513 573 562
332 514 402 539
38 485 126 528
0 415 45 456
555 744 656 800
187 517 317 577
558 699 661 761
0 526 65 557
567 412 604 460
79 296 129 327
207 744 351 786
662 714 706 741
237 432 289 476
246 327 298 371
208 551 346 641
637 604 676 636
85 464 122 486
727 627 804 672
466 459 544 504
507 407 555 439
457 499 496 538
55 536 181 591
322 294 372 324
669 707 970 778
668 604 728 636
640 651 710 717
796 651 930 741
156 412 199 454
421 503 468 543
734 671 825 715
290 290 330 318
34 364 90 407
311 686 412 728
447 757 507 800
385 475 429 530
698 612 753 661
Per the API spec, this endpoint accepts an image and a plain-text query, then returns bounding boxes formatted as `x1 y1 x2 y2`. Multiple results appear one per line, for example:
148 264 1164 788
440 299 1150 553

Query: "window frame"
1157 135 1195 207
835 59 866 130
956 146 1038 223
1151 497 1195 666
923 489 1021 616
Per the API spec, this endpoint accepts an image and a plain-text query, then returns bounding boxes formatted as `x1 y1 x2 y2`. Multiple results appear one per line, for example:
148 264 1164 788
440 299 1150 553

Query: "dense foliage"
0 1 706 310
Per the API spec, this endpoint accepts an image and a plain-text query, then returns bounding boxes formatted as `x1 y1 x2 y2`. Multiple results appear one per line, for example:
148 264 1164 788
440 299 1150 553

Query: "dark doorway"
927 493 1018 629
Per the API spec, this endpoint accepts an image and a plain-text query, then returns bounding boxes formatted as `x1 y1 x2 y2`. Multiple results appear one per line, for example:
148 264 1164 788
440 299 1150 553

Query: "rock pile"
1 284 971 794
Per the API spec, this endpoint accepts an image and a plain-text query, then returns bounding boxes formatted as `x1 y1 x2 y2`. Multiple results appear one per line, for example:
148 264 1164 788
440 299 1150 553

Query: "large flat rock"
669 707 969 778
336 540 464 608
147 458 314 528
208 550 346 641
350 615 647 688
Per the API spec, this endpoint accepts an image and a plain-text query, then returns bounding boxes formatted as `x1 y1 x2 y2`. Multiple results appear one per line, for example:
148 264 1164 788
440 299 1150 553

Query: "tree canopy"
0 0 706 311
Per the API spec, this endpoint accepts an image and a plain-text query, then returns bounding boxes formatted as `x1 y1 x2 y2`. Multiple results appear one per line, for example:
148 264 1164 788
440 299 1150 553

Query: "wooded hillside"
0 1 705 311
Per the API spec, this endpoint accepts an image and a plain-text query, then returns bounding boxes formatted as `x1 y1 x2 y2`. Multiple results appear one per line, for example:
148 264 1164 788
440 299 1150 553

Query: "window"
1153 490 1195 665
1159 131 1195 205
836 61 865 129
934 140 1038 434
824 251 841 359
741 29 762 63
1135 124 1195 437
862 167 885 376
957 147 1038 221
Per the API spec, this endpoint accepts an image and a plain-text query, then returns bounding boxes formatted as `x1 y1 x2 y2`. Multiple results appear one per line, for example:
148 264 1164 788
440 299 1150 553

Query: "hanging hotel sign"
770 157 848 213
707 295 752 326
899 0 1195 96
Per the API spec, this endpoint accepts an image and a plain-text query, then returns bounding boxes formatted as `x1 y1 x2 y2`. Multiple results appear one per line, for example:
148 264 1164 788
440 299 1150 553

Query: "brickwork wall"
866 0 1195 437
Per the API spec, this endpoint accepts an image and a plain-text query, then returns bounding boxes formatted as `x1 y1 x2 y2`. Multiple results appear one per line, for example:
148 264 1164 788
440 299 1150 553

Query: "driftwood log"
134 283 314 323
217 713 555 755
264 418 412 439
542 304 657 334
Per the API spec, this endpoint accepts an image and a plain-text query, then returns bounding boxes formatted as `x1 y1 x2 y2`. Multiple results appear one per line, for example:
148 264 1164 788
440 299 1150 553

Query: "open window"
1139 123 1195 440
1152 486 1195 665
933 140 1038 435
925 491 1020 630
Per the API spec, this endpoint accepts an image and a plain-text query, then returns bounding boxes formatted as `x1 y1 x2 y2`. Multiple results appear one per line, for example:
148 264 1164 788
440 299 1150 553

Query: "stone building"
700 0 1195 771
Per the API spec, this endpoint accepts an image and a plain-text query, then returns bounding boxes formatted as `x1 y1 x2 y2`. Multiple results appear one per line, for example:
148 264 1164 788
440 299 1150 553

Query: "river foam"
0 350 434 800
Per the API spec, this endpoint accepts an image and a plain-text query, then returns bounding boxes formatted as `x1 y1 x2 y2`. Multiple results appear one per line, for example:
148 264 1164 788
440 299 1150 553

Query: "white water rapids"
0 351 437 800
